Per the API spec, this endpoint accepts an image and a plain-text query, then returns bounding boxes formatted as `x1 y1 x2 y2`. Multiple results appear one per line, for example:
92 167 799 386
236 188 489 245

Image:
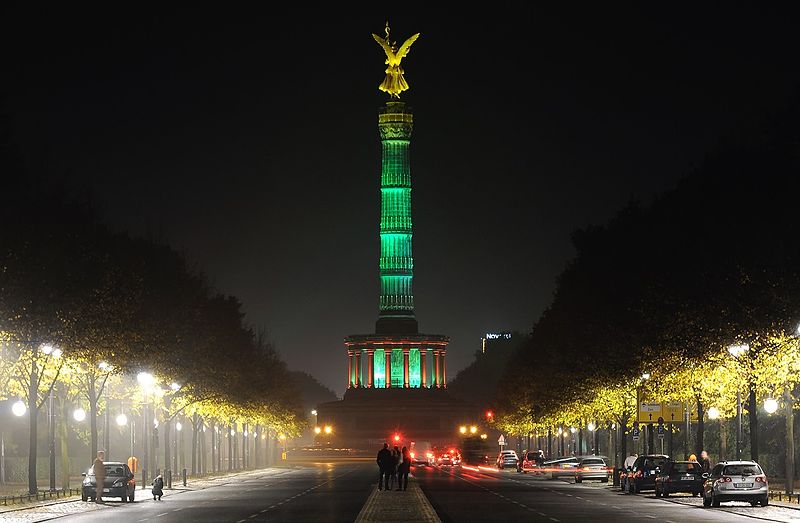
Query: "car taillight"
410 452 415 459
634 471 642 478
721 476 732 483
755 476 766 483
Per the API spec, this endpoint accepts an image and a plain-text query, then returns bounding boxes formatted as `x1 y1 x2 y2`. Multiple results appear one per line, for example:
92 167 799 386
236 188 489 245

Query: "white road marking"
156 512 168 517
550 518 560 522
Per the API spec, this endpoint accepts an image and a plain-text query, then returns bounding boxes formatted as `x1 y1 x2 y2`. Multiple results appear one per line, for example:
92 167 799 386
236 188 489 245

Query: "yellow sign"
637 402 662 423
663 401 684 423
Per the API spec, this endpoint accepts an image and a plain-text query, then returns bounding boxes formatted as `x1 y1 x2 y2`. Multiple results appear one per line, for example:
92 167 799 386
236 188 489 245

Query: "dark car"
625 454 669 494
655 460 704 497
81 462 136 502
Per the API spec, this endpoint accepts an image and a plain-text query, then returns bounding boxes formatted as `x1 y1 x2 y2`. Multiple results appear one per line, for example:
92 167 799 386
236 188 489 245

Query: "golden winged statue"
372 22 420 98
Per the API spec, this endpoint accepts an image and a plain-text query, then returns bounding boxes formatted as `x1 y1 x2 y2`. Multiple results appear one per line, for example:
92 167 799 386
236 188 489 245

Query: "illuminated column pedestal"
421 349 427 388
367 349 374 388
403 348 410 388
385 350 392 388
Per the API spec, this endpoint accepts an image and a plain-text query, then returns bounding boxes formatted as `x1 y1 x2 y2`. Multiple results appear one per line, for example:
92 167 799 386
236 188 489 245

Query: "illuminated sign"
485 333 512 340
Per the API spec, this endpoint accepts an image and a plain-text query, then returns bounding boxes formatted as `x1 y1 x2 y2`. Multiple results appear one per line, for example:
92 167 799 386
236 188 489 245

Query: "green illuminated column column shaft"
376 101 418 335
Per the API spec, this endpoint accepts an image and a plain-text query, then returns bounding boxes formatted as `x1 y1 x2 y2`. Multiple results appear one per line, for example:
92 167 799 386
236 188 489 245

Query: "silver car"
702 460 769 507
574 456 610 483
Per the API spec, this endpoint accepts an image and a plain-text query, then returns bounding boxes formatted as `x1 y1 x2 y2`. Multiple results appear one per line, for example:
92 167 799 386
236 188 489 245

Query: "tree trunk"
228 424 233 471
59 396 70 489
719 418 727 460
210 421 216 473
748 385 759 462
785 387 795 495
695 399 704 458
191 413 198 475
163 419 171 479
254 424 260 469
89 376 98 460
28 359 39 494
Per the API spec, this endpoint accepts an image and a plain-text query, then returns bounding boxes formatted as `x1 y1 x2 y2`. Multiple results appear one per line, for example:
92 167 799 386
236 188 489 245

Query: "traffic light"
486 410 494 420
394 433 401 443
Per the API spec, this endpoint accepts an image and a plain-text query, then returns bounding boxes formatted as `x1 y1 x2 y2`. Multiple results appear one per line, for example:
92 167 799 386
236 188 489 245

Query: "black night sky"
5 4 799 395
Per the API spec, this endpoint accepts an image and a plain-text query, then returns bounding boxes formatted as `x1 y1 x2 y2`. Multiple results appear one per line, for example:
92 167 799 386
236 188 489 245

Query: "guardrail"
769 491 800 504
1 488 81 506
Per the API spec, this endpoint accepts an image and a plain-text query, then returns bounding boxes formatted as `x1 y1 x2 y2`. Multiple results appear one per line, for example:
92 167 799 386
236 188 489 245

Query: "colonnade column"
367 349 374 388
385 350 392 388
347 350 353 388
403 348 410 388
355 350 362 387
441 350 447 388
433 350 440 388
420 349 427 388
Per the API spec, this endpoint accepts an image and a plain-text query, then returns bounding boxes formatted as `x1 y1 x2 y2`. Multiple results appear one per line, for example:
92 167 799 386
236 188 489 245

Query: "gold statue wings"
372 26 420 98
372 32 420 66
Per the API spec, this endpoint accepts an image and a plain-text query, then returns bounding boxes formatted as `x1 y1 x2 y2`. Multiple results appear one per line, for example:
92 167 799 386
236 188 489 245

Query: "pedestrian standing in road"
93 451 106 503
398 446 411 491
151 473 164 501
700 450 712 473
376 443 393 491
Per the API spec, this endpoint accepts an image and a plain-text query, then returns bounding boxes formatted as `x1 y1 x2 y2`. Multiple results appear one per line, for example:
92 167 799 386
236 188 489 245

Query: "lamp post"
727 344 749 460
136 372 155 487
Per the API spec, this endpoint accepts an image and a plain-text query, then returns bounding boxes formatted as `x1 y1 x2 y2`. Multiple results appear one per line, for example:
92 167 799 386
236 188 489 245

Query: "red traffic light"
486 410 494 419
394 434 400 442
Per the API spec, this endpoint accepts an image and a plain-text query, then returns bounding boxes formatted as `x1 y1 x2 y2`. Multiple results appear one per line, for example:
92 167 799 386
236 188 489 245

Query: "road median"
355 476 441 523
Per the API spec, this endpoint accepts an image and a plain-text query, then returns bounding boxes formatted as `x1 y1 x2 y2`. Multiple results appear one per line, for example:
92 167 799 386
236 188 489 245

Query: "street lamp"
459 426 467 435
469 426 478 434
314 427 321 434
707 407 720 420
116 413 128 427
324 426 332 435
587 422 596 432
727 343 750 459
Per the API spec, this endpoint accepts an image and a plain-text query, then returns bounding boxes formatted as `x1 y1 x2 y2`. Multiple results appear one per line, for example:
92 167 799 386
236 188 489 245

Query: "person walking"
151 473 164 500
93 451 106 503
376 443 393 491
398 446 411 491
699 450 712 474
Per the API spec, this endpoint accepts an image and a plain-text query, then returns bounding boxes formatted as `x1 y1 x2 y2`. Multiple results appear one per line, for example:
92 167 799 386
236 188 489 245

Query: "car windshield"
642 457 668 469
88 465 127 476
723 464 762 476
672 463 701 474
581 458 605 466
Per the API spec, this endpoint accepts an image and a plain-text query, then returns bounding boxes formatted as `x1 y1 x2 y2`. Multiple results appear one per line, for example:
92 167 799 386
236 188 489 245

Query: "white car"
702 460 768 507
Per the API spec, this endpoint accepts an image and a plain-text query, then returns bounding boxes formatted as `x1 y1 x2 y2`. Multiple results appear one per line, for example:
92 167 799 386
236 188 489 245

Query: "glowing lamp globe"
116 413 128 426
707 407 720 420
764 398 779 414
73 408 87 422
12 400 26 417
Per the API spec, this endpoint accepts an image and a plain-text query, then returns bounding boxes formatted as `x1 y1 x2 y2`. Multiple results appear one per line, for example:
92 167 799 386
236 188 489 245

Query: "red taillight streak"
721 476 732 483
755 476 766 483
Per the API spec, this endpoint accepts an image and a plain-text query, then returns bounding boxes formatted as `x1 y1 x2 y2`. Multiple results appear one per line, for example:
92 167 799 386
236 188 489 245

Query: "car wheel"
749 501 758 507
760 495 769 507
575 476 582 483
702 491 712 507
711 492 720 507
628 481 635 494
654 486 661 498
81 494 88 502
692 491 699 497
600 477 608 483
663 490 669 498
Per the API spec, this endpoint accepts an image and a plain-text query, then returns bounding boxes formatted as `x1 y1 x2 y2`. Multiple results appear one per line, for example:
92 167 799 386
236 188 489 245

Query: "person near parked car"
700 450 712 473
151 474 164 500
92 451 105 503
376 443 393 491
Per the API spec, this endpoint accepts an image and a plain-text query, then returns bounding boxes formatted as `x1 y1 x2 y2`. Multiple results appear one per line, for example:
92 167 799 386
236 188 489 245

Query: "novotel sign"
485 333 512 340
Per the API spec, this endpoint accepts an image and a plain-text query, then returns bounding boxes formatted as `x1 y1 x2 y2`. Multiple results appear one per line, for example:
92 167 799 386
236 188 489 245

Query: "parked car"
81 461 136 502
654 460 704 497
574 456 610 483
496 450 519 469
702 460 769 507
437 450 461 467
624 454 670 493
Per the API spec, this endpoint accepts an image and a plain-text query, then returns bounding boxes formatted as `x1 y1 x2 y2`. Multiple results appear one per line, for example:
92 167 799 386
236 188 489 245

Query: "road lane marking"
550 518 560 522
156 512 168 517
173 507 183 511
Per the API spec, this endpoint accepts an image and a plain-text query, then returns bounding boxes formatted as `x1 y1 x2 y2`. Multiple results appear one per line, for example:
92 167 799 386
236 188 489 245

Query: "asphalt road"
414 465 799 522
9 462 800 522
50 463 374 523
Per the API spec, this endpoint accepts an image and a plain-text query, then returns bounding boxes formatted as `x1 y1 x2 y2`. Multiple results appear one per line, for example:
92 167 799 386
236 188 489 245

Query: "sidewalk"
0 466 295 516
355 477 441 523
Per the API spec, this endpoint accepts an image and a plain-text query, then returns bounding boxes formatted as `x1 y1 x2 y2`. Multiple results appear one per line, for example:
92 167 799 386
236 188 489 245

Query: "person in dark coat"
700 450 712 474
398 446 412 491
376 443 393 491
151 474 164 500
389 446 401 490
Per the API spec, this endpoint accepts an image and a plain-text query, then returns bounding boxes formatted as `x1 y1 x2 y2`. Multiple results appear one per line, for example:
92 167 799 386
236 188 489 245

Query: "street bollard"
167 469 172 489
142 468 147 490
182 468 187 486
